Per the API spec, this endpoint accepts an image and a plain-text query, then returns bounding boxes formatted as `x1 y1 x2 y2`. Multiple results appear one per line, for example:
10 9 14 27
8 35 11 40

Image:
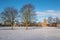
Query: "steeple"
42 17 47 27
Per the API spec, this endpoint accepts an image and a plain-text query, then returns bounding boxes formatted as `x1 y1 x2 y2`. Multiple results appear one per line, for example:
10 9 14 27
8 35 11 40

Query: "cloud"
36 10 60 22
46 10 55 12
36 10 60 17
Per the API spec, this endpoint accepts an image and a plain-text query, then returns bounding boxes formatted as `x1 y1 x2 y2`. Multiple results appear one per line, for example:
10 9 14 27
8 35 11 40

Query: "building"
42 18 47 27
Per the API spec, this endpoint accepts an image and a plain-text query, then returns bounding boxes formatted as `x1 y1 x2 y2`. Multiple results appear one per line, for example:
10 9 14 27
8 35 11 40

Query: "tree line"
48 16 60 24
0 3 60 29
48 16 60 27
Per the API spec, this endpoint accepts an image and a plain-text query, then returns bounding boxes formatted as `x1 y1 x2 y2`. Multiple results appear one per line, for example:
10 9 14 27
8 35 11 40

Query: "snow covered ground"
0 27 60 40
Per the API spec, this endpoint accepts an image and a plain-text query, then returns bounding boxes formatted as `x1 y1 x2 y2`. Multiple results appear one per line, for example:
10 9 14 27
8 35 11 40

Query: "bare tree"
55 17 60 23
48 16 53 24
1 7 18 29
20 4 35 29
53 17 60 27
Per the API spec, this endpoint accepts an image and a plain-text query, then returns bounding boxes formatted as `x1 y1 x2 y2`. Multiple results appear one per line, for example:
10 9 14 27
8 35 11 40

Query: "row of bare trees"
48 16 60 26
0 4 60 29
0 4 36 29
48 17 60 24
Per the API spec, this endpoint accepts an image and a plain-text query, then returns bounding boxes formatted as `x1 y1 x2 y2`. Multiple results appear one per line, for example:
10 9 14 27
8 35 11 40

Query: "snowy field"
0 27 60 40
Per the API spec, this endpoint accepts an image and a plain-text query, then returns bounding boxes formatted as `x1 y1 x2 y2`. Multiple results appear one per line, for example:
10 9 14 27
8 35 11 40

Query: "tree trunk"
11 22 14 30
26 16 28 30
26 22 28 30
11 26 13 29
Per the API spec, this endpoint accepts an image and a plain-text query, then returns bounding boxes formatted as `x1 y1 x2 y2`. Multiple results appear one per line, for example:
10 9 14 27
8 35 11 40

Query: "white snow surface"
0 27 60 40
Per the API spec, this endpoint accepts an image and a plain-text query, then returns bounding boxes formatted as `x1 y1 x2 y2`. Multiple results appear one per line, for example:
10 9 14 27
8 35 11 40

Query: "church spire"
42 17 47 27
